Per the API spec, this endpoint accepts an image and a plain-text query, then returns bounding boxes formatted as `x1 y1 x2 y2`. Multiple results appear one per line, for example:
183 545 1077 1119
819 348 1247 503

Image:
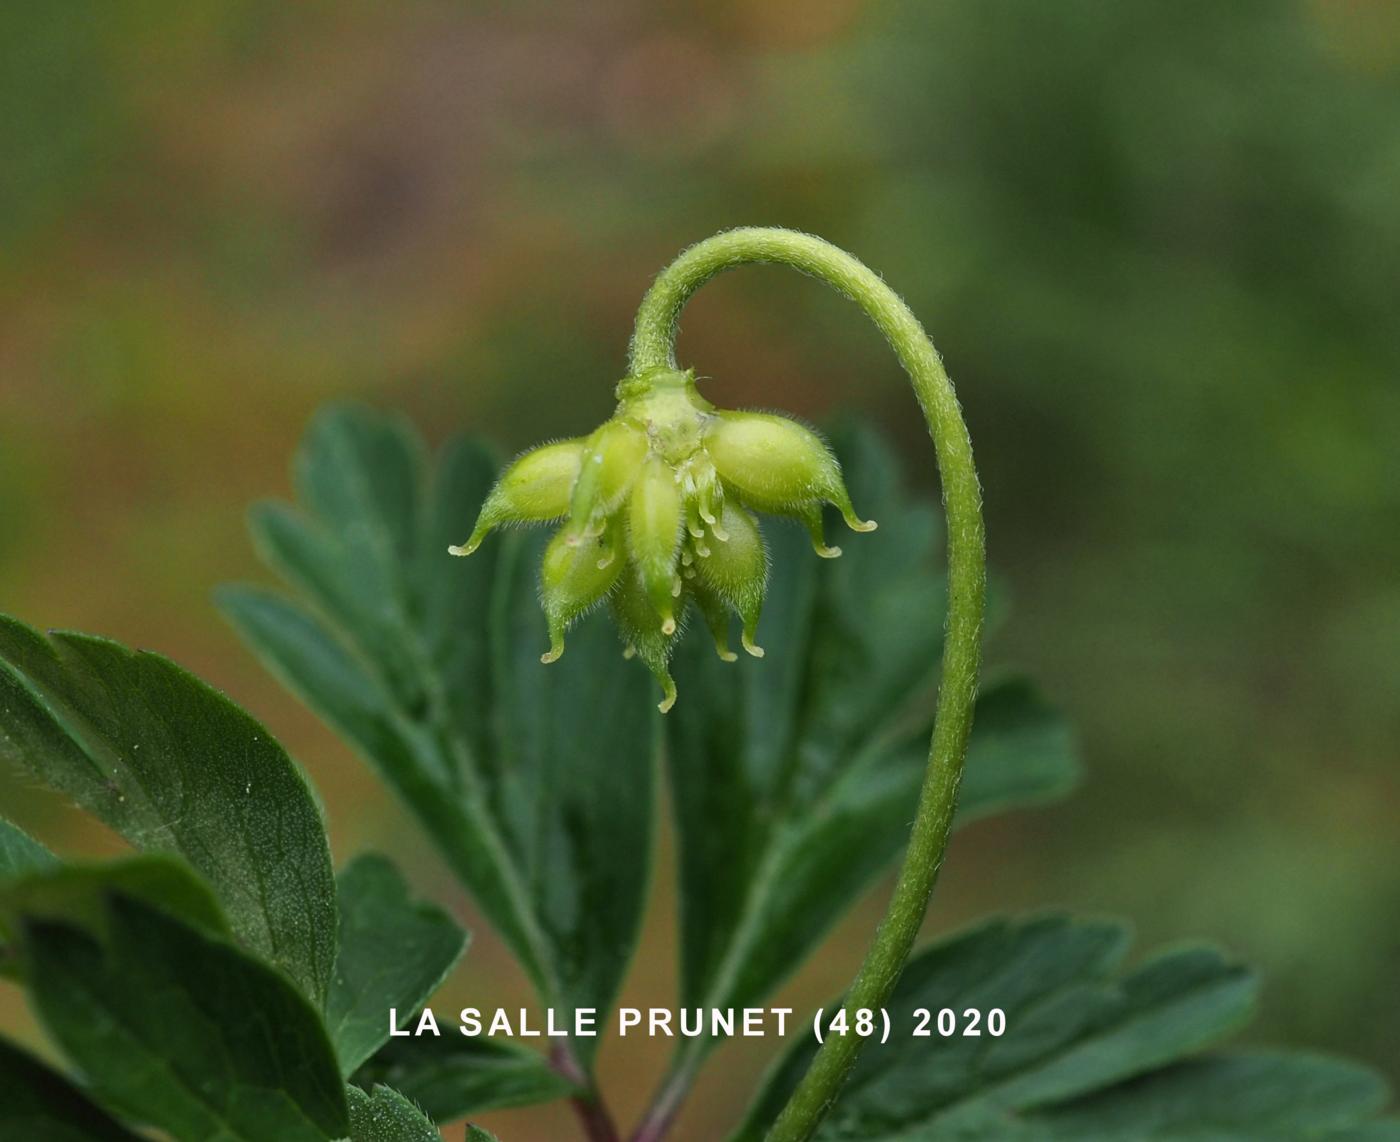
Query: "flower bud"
450 439 584 556
693 501 766 658
704 411 875 552
627 456 684 634
539 521 623 664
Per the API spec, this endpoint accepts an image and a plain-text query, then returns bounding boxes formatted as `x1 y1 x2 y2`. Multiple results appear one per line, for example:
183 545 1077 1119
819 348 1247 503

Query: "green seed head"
706 411 875 552
693 500 766 659
539 521 623 665
627 455 684 635
449 438 584 556
451 368 875 710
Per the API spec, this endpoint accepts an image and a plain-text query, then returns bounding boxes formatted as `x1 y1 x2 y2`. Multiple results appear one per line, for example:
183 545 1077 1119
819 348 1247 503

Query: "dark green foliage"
219 405 656 1064
356 1035 574 1122
0 1035 143 1142
0 616 337 1003
736 915 1397 1139
347 1084 442 1142
3 865 348 1141
0 854 229 946
0 846 479 1140
0 408 1391 1139
667 428 1080 1041
958 1052 1400 1140
329 854 468 1076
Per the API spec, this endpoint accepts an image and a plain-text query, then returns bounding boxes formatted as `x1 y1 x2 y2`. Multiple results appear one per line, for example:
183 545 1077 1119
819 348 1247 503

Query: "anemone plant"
1 229 1393 1142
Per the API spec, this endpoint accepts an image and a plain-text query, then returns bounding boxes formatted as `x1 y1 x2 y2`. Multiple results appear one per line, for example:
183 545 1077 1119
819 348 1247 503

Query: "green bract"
451 367 875 711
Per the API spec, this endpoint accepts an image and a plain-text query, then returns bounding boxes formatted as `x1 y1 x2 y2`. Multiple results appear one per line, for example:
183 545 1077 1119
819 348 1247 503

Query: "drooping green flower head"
451 367 875 711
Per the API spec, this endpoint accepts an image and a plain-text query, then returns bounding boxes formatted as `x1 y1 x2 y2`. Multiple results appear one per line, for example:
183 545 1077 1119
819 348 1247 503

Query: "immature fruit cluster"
451 368 875 711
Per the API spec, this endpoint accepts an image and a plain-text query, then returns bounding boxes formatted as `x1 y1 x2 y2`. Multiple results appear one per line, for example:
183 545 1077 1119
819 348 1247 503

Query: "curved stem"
629 228 986 1141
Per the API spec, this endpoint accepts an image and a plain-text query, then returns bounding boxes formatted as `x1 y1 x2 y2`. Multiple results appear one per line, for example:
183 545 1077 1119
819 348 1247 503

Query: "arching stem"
629 228 986 1142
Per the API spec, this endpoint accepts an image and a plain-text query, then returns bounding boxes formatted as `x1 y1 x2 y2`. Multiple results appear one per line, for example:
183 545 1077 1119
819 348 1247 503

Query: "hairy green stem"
629 228 986 1141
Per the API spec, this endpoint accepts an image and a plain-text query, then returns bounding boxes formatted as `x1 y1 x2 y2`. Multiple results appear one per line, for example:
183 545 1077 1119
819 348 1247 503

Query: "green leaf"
0 854 228 948
9 882 348 1142
934 1051 1400 1140
0 614 337 1004
220 403 655 1064
0 1034 143 1141
347 1083 441 1142
329 853 469 1076
356 1034 574 1121
667 426 1081 1048
0 814 56 879
466 1127 502 1142
0 815 57 969
733 913 1261 1139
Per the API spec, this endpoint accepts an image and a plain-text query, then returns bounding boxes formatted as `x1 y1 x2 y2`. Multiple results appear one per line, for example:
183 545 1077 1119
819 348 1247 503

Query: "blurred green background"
3 1 1398 1137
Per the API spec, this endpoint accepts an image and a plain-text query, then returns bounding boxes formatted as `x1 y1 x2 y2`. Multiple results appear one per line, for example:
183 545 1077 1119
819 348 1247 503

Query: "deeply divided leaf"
11 885 347 1141
0 615 337 1004
329 853 469 1076
220 404 655 1065
668 426 1082 1034
962 1051 1400 1140
734 914 1263 1139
